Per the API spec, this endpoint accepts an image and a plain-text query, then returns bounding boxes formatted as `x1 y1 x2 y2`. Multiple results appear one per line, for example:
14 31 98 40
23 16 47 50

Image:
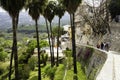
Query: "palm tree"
43 10 53 67
1 0 25 79
47 1 56 65
54 2 65 66
62 0 82 75
26 0 46 80
43 1 56 66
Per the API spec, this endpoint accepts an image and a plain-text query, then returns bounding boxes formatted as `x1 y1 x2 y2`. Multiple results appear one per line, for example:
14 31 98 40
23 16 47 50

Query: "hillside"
0 12 70 29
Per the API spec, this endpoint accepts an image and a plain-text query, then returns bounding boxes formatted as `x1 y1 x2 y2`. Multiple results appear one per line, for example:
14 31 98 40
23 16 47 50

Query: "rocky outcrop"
76 45 107 80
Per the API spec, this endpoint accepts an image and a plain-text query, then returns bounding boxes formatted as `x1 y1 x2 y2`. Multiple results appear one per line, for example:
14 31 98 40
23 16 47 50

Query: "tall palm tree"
43 1 56 66
26 0 46 80
1 0 25 80
43 7 53 67
54 2 65 66
62 0 82 75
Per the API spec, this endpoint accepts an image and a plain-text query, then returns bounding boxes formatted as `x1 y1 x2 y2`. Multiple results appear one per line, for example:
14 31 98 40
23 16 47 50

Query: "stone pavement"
96 51 120 80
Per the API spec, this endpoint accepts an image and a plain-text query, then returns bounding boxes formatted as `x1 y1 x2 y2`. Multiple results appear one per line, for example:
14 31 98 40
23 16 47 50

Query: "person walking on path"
101 42 104 50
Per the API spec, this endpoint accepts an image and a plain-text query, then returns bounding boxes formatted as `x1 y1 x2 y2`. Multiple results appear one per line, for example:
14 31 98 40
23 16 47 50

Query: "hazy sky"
0 7 6 12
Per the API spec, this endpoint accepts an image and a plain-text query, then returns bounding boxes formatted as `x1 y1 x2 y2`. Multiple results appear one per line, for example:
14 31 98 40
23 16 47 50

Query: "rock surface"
76 45 107 80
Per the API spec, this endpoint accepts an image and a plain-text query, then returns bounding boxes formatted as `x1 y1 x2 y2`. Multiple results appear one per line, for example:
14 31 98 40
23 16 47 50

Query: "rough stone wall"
108 23 120 52
76 45 107 80
75 0 112 47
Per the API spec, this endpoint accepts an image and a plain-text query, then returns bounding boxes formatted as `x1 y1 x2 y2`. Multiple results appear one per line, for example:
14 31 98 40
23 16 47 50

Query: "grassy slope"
65 62 87 80
29 62 87 80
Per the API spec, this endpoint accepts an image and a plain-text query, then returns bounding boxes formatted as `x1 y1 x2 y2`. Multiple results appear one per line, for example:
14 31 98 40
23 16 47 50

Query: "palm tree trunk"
12 17 19 80
70 14 73 45
9 44 14 80
45 19 53 67
56 17 61 66
35 20 41 80
71 13 77 74
49 22 55 66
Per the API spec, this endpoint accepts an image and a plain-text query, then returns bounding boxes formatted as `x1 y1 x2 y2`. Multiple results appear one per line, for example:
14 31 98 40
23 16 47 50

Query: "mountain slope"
0 12 70 29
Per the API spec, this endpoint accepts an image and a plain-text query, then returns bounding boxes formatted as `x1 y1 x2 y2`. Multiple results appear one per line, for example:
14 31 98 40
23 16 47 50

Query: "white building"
33 47 64 58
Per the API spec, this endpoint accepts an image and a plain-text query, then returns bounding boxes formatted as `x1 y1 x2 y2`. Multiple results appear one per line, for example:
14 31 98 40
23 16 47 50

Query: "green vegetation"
0 47 8 61
52 26 64 37
0 61 11 80
109 0 120 19
0 0 92 79
54 64 65 80
44 65 57 80
0 36 87 79
8 25 47 33
0 37 87 80
18 64 30 79
28 63 86 80
64 62 87 80
28 56 37 70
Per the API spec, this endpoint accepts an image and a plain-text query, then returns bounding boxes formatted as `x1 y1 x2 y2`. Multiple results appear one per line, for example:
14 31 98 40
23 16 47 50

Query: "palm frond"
1 0 26 17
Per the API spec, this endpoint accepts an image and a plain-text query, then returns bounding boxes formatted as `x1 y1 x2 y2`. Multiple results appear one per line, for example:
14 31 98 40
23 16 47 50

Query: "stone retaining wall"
76 45 107 80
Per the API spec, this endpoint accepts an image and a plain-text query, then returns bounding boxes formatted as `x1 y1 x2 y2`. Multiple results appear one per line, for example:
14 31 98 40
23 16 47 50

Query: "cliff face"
76 45 107 80
74 2 106 46
75 1 120 52
108 23 120 52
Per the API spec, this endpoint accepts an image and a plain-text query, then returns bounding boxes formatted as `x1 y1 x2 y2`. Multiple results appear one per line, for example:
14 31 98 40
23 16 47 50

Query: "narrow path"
63 57 68 80
96 51 120 80
114 53 120 80
113 56 115 80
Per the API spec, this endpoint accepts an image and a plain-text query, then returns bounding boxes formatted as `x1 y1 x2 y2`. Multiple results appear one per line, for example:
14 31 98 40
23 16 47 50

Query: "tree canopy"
54 1 65 19
109 0 120 19
1 0 25 17
61 0 82 14
52 26 63 37
43 1 56 23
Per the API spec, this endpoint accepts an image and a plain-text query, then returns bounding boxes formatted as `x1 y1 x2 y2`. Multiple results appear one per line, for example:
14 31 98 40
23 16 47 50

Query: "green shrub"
18 64 30 79
0 48 8 61
0 62 9 75
28 56 37 70
40 40 49 48
41 53 48 66
63 50 72 57
0 66 4 75
18 53 27 64
26 40 36 54
0 47 3 51
30 76 38 80
3 40 12 48
44 65 57 80
54 64 65 80
63 49 73 69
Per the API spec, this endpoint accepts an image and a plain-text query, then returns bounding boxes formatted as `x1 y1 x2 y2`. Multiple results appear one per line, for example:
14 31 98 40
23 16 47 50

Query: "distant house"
61 25 71 40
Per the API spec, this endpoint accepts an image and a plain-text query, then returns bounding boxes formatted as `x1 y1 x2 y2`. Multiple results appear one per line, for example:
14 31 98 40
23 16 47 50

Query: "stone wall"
76 45 107 80
108 23 120 52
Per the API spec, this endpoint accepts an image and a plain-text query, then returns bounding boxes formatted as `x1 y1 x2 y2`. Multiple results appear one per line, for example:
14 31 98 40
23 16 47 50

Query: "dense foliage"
52 26 64 37
109 0 120 19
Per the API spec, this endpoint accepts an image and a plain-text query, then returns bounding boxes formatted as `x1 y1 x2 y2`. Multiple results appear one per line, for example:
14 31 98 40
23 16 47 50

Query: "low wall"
76 45 107 80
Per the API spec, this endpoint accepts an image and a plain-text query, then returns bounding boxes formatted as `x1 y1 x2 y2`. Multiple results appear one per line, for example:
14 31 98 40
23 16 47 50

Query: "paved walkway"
96 51 120 80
